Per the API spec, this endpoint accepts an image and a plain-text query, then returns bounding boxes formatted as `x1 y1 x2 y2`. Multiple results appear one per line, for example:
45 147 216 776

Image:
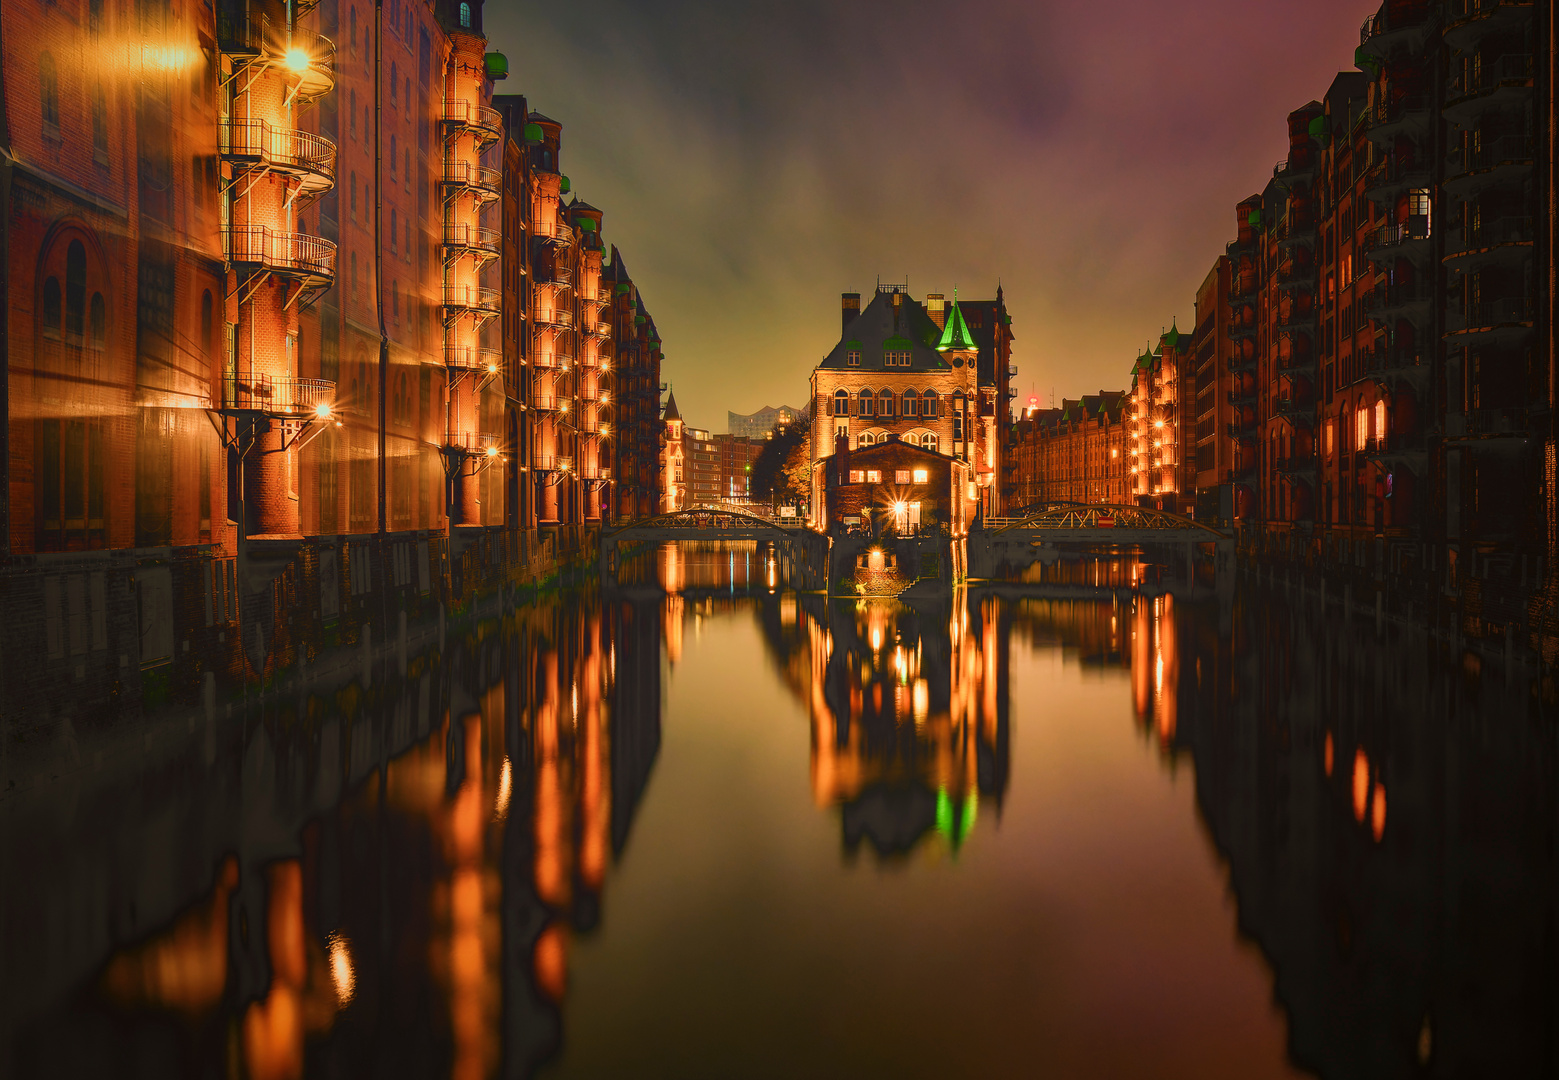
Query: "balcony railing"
442 284 500 315
535 264 574 288
440 99 503 141
531 395 565 411
1364 282 1432 317
441 161 503 194
442 223 501 254
444 345 503 371
1453 214 1534 253
443 431 502 454
1448 134 1536 177
1447 53 1534 103
535 308 574 329
221 118 336 194
1367 219 1431 250
226 225 336 281
222 374 335 416
222 23 338 101
1456 296 1535 330
533 455 572 472
1465 406 1530 436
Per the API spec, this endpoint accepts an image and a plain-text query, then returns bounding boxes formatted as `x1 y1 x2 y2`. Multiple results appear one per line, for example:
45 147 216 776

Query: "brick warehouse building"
1009 392 1129 508
0 0 665 725
1008 0 1557 658
809 284 1011 522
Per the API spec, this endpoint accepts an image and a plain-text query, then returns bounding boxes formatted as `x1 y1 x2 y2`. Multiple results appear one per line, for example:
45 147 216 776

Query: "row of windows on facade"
847 468 930 485
847 431 941 452
846 350 914 367
831 389 961 418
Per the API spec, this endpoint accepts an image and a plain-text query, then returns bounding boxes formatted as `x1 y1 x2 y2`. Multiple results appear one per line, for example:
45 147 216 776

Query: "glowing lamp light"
283 47 311 73
560 402 570 413
314 402 333 420
1153 419 1165 428
487 362 498 374
486 444 499 458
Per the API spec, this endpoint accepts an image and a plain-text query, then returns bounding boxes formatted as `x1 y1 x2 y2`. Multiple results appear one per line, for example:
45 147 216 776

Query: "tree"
751 415 812 506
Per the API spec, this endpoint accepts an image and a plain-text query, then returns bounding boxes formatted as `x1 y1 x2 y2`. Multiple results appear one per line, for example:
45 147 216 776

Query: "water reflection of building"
757 593 1009 856
1165 592 1559 1078
3 593 663 1080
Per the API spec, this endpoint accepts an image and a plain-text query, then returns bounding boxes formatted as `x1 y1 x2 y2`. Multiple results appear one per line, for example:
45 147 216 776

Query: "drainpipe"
375 0 388 536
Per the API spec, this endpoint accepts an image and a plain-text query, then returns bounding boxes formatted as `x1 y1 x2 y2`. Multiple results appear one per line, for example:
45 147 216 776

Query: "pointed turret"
936 299 976 352
663 389 681 422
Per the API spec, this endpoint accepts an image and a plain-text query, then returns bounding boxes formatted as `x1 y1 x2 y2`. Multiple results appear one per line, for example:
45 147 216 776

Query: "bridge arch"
993 502 1229 540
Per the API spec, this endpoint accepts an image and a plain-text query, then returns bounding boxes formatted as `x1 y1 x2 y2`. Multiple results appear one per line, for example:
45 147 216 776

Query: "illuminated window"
849 469 863 483
1374 399 1387 439
866 470 881 483
1355 406 1368 451
459 1 471 27
912 468 928 484
895 469 911 484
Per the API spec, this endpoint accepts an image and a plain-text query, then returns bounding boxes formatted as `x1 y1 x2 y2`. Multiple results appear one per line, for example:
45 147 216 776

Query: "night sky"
485 0 1372 432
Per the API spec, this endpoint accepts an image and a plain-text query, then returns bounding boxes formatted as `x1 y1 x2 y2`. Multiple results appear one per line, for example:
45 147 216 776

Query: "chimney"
926 293 946 330
841 293 860 333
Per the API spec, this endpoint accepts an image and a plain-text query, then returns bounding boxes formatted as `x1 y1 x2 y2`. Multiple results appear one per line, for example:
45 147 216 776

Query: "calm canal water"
3 543 1555 1078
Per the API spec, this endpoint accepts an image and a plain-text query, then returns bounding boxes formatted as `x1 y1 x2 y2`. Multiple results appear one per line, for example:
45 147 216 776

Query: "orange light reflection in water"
101 856 238 1016
1352 748 1371 823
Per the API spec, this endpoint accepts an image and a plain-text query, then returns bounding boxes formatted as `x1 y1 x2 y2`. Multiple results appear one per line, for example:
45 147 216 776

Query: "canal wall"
0 524 601 794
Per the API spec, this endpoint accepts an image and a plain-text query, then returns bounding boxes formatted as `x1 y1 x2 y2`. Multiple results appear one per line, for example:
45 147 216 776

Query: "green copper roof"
845 339 862 349
883 334 913 349
936 301 976 352
1163 321 1181 349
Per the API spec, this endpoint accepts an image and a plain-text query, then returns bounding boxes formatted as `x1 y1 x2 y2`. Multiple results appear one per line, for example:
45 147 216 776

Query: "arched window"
903 388 920 416
857 433 871 449
89 293 106 348
922 433 939 452
878 389 894 418
65 241 86 339
832 389 849 416
350 7 358 54
42 277 62 339
390 63 398 104
459 2 471 27
40 53 59 133
922 390 938 419
857 389 873 417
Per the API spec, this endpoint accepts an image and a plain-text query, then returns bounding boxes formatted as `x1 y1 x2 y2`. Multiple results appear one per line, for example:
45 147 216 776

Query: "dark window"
200 290 214 359
91 85 108 162
349 89 356 136
40 53 59 134
65 241 86 340
350 7 357 54
923 390 938 418
832 389 848 416
419 28 431 84
89 292 106 348
390 62 398 104
42 277 62 338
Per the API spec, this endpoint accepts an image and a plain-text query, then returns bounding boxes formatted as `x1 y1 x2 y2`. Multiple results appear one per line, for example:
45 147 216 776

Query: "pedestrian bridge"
971 503 1233 581
982 503 1231 546
600 505 828 589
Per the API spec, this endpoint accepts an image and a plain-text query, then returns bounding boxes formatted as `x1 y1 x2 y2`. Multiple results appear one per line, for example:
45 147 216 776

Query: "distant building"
714 435 763 502
1009 394 1129 508
729 404 808 440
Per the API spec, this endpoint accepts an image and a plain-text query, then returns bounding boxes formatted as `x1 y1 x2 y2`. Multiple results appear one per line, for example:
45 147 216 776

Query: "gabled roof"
936 300 977 352
818 289 948 372
663 390 681 422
